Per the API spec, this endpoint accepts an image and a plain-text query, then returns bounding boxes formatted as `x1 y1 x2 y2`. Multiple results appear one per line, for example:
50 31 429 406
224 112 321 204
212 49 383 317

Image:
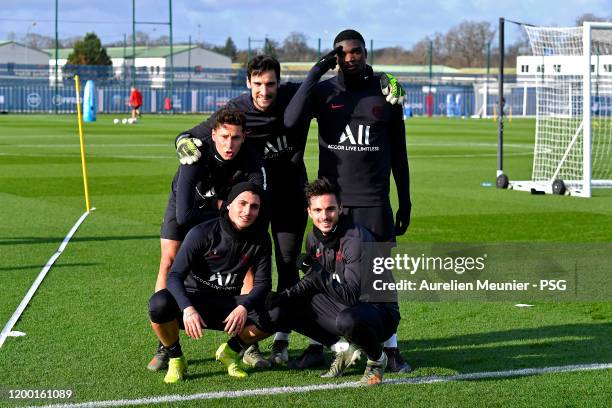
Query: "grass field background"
0 114 610 407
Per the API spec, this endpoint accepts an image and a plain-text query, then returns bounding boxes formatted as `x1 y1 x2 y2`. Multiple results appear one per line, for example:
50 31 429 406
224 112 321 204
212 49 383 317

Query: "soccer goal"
502 22 612 197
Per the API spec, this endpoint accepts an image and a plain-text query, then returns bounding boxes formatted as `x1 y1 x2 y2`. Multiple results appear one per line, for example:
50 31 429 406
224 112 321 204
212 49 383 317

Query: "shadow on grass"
399 322 612 375
0 235 158 246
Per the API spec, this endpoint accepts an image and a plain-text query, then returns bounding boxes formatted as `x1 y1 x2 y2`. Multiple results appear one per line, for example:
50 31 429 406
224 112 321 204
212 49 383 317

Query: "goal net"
510 23 612 196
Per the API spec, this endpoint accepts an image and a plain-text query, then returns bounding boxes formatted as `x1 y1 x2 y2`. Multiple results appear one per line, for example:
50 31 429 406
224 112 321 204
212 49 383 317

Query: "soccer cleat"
269 340 289 366
163 356 187 383
360 352 388 385
383 347 412 373
242 343 271 369
215 343 248 378
320 345 362 378
147 344 169 371
288 344 326 369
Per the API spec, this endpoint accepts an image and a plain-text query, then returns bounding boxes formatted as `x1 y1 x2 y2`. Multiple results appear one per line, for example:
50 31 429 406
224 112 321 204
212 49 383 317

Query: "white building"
47 45 232 87
517 55 612 80
0 41 49 65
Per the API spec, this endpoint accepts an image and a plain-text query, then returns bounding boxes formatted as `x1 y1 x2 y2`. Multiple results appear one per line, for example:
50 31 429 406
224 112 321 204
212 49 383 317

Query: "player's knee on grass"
149 289 179 324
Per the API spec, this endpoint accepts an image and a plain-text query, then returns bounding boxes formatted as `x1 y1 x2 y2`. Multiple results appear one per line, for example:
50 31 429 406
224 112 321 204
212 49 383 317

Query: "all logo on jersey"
208 272 238 287
328 124 380 152
339 124 370 145
263 135 289 157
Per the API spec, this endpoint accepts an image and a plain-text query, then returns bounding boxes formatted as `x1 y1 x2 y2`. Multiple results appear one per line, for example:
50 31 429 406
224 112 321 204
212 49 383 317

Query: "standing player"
129 87 143 119
149 183 273 382
148 108 266 371
267 179 400 385
284 29 412 372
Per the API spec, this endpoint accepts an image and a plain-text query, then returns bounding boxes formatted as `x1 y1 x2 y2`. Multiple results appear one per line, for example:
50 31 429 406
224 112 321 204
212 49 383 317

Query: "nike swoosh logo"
331 104 344 109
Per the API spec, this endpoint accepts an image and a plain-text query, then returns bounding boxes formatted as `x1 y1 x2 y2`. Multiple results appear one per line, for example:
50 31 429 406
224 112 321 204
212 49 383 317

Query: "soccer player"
175 55 406 369
129 87 142 119
267 179 400 385
148 108 266 371
284 29 412 372
148 182 273 382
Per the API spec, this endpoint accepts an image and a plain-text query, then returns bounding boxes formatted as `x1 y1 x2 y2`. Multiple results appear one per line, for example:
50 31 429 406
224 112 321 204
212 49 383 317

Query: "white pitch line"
24 362 612 408
0 209 95 349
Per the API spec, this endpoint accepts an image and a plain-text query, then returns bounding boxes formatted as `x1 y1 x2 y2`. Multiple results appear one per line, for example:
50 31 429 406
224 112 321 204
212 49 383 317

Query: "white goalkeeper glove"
380 73 406 105
176 136 203 165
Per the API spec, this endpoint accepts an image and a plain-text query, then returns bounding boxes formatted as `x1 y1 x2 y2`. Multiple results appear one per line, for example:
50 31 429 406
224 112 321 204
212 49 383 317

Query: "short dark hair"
213 107 246 131
305 178 341 206
247 55 281 82
333 29 366 48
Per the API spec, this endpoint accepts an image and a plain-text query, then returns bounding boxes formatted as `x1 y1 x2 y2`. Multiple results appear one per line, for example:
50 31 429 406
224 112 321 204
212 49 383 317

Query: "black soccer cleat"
289 344 326 369
147 344 170 371
383 347 412 373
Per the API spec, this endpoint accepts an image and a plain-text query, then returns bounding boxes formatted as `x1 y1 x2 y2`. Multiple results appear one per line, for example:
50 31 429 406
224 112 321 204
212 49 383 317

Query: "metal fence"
0 63 535 116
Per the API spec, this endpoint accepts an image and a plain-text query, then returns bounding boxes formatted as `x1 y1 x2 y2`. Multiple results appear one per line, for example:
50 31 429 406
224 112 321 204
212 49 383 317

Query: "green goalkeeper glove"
176 136 203 165
380 73 406 105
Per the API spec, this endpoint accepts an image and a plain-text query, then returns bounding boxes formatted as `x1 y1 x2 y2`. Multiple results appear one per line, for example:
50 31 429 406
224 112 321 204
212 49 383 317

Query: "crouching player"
267 179 400 385
148 108 265 371
148 182 273 382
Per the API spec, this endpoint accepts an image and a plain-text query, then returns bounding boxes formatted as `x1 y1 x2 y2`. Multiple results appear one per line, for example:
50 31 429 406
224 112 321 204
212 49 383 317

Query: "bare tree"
443 21 495 67
280 32 316 62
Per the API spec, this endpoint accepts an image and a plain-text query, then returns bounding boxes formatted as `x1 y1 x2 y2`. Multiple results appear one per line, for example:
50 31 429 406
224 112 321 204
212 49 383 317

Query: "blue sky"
1 0 610 49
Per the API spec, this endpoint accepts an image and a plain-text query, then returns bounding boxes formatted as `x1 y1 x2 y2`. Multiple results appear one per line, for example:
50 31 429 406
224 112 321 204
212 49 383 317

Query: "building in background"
45 45 232 87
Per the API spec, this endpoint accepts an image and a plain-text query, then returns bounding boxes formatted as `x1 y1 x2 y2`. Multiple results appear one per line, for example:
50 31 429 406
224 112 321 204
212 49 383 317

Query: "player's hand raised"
380 73 406 105
176 136 203 165
183 306 207 339
315 46 343 72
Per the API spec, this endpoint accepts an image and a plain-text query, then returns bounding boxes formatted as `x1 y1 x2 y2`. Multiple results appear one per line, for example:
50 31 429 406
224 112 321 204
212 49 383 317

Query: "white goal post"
507 22 612 197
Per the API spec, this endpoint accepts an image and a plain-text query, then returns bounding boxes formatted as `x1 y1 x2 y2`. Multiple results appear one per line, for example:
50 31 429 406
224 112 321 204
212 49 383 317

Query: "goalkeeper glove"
176 136 203 165
314 46 342 72
380 73 406 105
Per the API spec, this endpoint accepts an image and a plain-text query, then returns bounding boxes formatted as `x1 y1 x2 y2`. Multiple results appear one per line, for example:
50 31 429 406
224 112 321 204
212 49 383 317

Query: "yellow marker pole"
74 75 91 212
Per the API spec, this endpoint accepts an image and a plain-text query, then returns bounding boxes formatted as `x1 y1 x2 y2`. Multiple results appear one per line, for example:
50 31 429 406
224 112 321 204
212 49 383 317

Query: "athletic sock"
274 332 290 341
330 340 350 353
383 333 398 348
165 340 182 358
227 336 248 353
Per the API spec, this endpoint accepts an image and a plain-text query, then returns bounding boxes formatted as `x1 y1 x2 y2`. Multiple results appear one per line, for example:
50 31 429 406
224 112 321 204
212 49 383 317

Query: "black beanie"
333 29 365 47
226 181 264 205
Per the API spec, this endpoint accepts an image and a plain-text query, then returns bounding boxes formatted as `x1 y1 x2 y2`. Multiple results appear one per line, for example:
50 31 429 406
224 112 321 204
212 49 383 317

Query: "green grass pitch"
0 114 610 407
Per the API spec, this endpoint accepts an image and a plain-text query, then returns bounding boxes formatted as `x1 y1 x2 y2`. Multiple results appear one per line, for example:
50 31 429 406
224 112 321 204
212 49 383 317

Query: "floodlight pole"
132 0 136 88
169 0 174 104
370 39 374 66
187 35 192 91
247 37 251 63
497 17 505 177
54 0 58 113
